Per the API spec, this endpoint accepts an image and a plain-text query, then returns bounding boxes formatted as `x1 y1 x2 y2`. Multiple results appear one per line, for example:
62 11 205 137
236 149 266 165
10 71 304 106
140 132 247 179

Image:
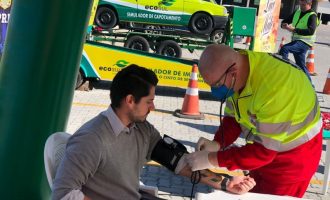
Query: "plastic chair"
322 129 330 194
43 132 158 196
44 132 71 188
139 181 159 197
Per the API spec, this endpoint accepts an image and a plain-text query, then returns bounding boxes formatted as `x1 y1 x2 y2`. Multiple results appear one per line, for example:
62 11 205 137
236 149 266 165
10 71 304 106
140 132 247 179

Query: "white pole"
247 0 251 7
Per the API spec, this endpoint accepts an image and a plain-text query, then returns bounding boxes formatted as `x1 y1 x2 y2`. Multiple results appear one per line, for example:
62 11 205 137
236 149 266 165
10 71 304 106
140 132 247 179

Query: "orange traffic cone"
279 37 285 49
323 68 330 95
306 47 317 76
245 37 251 46
174 64 204 120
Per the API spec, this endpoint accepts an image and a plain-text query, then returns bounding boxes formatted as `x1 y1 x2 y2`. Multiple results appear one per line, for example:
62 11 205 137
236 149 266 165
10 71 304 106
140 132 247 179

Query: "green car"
95 0 228 35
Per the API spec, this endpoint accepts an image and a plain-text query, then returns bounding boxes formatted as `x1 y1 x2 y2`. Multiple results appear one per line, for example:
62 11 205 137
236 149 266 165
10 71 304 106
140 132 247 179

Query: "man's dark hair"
110 64 158 108
302 0 312 4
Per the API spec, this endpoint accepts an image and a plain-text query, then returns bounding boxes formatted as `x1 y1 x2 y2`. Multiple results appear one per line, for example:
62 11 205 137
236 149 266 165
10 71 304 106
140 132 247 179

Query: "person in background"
279 0 319 75
0 0 12 57
186 44 322 198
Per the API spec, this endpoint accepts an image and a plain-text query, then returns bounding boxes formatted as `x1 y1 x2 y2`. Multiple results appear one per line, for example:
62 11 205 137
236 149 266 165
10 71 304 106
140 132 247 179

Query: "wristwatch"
221 177 230 191
218 173 233 191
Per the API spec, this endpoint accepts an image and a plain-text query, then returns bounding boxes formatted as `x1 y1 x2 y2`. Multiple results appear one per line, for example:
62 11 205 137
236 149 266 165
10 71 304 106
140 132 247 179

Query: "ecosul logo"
145 5 168 11
159 0 176 7
114 60 130 68
145 0 176 11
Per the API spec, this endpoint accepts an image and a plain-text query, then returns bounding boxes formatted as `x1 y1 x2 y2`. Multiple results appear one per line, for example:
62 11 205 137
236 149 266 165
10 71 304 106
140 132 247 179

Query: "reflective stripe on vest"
224 100 235 117
252 96 321 152
292 10 318 46
241 125 250 137
253 118 322 152
256 99 319 135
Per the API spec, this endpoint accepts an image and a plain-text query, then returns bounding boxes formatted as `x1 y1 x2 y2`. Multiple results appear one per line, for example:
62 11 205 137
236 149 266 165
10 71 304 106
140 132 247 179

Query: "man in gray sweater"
52 64 255 200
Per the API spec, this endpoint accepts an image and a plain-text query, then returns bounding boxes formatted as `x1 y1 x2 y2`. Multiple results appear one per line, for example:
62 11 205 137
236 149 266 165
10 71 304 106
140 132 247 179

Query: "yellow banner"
88 0 99 26
83 43 210 91
254 0 281 53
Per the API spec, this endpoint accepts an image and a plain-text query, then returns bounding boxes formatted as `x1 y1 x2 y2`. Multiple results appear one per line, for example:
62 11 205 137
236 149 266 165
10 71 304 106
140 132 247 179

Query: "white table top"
195 190 312 200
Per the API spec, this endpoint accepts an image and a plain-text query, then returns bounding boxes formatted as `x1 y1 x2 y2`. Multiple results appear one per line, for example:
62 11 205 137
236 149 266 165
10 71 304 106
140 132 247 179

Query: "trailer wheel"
95 7 117 29
189 13 213 34
124 35 150 52
75 70 84 89
210 29 225 44
156 40 182 58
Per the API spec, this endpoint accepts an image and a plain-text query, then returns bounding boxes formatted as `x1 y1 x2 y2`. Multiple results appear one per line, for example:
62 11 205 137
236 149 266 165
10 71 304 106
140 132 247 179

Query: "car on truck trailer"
318 0 330 25
94 0 228 35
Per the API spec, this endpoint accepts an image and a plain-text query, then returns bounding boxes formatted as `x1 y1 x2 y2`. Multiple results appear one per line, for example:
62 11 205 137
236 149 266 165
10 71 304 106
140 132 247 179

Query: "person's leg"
279 40 300 61
279 43 291 60
280 40 312 81
292 41 310 72
291 41 313 83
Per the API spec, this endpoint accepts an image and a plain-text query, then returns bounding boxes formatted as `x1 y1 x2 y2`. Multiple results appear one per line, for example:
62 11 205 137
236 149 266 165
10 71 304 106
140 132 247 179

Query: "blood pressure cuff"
151 135 188 172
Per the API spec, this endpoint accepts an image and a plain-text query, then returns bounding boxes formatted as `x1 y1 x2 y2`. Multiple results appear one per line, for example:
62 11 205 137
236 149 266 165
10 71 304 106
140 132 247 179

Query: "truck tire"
156 40 182 58
75 70 84 89
95 7 117 29
189 13 213 35
124 35 150 52
210 29 225 44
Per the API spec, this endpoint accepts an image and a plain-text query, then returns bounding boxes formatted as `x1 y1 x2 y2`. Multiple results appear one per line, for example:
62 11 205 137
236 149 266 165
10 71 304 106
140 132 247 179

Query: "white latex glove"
174 154 187 174
186 150 214 171
196 137 220 152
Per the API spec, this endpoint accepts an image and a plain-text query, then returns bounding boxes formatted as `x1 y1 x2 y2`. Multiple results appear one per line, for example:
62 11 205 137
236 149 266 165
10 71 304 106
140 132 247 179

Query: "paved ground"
66 24 330 199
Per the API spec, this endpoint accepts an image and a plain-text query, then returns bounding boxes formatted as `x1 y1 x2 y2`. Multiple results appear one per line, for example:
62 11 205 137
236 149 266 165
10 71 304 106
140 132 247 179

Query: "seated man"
52 64 255 200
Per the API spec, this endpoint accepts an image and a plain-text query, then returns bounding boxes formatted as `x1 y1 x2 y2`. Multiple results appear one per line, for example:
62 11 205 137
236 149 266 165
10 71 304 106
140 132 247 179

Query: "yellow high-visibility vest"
224 50 322 152
292 9 319 46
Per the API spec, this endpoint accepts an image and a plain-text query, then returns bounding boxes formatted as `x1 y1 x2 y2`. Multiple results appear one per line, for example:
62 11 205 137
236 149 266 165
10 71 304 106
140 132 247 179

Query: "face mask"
211 85 234 101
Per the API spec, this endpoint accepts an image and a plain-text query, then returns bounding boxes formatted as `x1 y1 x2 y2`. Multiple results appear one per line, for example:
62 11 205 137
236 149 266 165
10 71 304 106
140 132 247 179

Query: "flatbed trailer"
76 0 254 90
89 25 225 58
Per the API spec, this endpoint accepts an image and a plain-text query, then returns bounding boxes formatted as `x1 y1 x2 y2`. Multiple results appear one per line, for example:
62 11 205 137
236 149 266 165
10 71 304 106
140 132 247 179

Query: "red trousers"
250 172 311 197
249 131 323 198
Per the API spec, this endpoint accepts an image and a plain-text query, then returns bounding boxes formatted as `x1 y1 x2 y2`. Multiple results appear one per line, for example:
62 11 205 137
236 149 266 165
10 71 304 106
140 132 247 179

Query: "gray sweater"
52 110 161 200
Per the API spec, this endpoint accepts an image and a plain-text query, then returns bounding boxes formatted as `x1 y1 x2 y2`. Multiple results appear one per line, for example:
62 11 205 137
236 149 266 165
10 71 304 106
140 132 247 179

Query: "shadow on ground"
176 121 218 135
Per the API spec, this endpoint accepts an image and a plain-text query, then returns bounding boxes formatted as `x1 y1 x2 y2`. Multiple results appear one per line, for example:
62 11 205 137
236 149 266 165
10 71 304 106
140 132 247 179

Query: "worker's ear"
228 64 238 77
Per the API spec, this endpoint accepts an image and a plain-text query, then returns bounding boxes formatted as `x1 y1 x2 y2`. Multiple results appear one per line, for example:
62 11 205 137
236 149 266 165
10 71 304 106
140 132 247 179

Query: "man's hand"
281 23 295 32
185 150 215 171
281 23 288 29
226 176 256 195
286 24 295 32
196 137 220 152
175 160 255 194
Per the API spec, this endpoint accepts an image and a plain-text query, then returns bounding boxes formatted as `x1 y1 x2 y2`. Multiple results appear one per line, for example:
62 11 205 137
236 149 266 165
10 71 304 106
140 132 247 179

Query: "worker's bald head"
198 44 237 85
